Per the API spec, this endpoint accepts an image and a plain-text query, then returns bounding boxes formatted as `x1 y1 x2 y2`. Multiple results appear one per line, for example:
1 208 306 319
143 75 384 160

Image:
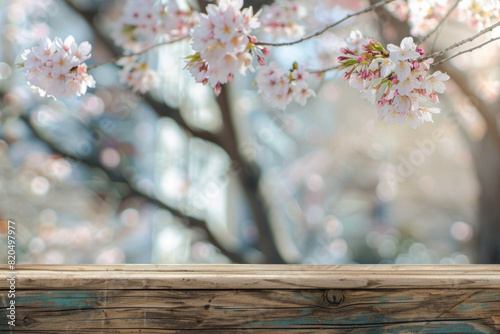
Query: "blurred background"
0 0 498 265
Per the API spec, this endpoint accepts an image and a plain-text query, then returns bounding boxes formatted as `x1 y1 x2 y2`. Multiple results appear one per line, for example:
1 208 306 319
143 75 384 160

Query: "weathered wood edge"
7 264 500 271
1 265 500 290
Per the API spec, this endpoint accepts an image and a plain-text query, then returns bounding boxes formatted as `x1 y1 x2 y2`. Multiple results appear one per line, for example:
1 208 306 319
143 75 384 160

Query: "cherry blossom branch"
255 0 395 47
416 0 461 45
67 0 286 263
431 36 500 67
423 20 500 61
308 65 339 74
64 1 221 146
87 35 190 70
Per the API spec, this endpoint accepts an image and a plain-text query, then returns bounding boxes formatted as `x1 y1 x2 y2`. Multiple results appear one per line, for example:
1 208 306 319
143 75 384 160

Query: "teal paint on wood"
293 292 318 302
300 309 313 316
247 317 325 327
9 291 98 309
460 303 481 310
1 265 499 332
386 323 495 334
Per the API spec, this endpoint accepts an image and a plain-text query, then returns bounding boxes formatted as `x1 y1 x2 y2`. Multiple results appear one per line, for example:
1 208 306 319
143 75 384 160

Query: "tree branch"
87 35 190 71
143 94 222 146
415 0 460 45
217 86 286 263
431 37 500 67
20 114 248 264
439 62 500 152
256 0 395 47
423 20 500 61
194 0 286 263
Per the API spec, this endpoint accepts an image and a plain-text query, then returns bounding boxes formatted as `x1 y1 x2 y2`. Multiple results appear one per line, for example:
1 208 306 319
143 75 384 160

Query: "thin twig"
256 0 395 47
308 65 339 74
423 20 500 60
429 21 445 53
416 0 461 45
431 36 500 67
87 35 190 70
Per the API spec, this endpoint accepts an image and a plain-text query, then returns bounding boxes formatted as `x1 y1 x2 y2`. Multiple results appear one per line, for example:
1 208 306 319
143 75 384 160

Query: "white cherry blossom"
19 35 95 99
117 57 159 93
256 62 315 110
187 0 262 95
422 71 450 94
338 34 449 129
388 37 420 62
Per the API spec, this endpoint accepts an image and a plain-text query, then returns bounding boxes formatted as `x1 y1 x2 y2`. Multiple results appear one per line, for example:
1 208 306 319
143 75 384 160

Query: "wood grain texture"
1 264 500 290
1 265 499 332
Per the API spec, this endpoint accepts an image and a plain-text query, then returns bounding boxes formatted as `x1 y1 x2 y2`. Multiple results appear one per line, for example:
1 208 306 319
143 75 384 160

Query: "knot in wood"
324 290 344 305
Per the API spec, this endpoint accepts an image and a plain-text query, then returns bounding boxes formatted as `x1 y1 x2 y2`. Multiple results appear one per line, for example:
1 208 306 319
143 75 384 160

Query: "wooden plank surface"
1 265 500 290
1 288 500 331
0 265 499 332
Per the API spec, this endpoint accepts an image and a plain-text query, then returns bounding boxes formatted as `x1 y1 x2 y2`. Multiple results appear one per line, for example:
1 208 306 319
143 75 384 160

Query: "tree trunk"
474 136 500 263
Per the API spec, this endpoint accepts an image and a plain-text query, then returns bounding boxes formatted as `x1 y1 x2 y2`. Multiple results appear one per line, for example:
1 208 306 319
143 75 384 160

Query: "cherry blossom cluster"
7 0 54 45
18 36 95 99
387 0 450 36
338 36 450 129
387 0 500 35
186 0 265 95
457 0 500 30
112 0 198 53
117 57 159 94
259 0 308 40
255 62 315 110
258 0 366 41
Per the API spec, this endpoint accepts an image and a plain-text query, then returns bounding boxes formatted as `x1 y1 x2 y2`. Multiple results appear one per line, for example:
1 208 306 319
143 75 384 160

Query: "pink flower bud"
416 48 425 56
357 56 363 62
392 77 398 84
249 36 258 44
214 82 222 96
413 61 420 69
261 47 271 56
77 64 87 75
429 92 439 103
257 55 266 66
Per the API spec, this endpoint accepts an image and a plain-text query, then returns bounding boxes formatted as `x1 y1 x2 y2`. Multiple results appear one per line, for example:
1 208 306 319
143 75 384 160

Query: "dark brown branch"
143 94 221 146
194 0 286 263
20 114 247 264
217 86 286 263
438 62 500 152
